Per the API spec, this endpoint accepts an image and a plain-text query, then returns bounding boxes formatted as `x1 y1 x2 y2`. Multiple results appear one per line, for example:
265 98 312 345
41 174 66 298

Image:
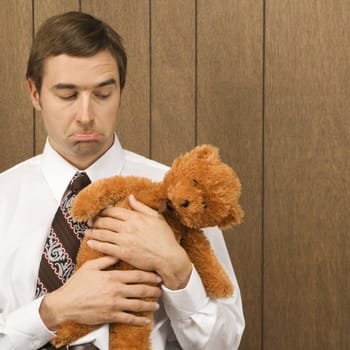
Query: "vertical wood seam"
149 0 152 159
262 1 266 349
31 0 36 156
195 0 198 146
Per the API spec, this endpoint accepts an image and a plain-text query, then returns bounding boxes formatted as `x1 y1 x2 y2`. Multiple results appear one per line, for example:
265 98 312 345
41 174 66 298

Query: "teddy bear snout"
166 198 174 210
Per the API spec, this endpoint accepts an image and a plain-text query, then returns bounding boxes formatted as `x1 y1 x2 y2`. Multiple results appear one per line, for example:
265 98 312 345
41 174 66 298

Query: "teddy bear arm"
130 183 164 211
181 230 233 298
72 176 154 221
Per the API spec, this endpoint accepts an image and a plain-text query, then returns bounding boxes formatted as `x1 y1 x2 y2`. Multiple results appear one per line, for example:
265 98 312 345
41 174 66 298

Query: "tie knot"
69 172 91 193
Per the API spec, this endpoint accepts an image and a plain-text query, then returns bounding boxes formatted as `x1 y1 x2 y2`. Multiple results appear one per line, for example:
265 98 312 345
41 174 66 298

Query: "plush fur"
51 144 243 349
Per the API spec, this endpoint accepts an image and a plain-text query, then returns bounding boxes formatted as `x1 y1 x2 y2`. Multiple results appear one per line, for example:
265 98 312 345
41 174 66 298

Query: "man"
0 11 244 350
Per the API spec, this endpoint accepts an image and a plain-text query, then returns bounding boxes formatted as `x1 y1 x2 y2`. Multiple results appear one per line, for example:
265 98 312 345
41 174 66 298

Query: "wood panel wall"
264 1 350 349
0 1 349 349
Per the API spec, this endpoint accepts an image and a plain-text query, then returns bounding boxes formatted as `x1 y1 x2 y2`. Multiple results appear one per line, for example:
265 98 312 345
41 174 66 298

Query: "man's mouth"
71 132 103 142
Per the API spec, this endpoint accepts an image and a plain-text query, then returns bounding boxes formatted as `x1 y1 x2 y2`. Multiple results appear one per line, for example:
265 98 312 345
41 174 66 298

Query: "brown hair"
26 11 127 92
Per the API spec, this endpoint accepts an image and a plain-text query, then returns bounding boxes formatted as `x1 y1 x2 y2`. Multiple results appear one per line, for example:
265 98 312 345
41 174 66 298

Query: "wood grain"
264 0 350 348
197 1 263 349
0 1 33 171
150 0 196 165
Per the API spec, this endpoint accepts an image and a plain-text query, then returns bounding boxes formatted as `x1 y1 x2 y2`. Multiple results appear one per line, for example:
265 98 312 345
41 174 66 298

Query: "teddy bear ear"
219 204 244 228
192 144 220 161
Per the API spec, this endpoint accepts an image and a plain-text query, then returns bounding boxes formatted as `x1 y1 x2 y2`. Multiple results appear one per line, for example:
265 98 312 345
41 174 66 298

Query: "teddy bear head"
161 145 243 230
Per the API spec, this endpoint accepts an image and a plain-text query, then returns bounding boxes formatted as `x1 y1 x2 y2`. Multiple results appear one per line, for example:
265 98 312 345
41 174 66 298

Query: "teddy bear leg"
51 322 97 348
109 322 152 350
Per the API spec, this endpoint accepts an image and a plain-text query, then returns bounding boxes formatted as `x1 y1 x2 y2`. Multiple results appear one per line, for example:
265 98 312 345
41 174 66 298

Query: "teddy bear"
51 144 243 349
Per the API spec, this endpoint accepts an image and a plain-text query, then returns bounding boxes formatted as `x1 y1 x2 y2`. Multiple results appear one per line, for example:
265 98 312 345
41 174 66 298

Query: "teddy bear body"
51 145 243 349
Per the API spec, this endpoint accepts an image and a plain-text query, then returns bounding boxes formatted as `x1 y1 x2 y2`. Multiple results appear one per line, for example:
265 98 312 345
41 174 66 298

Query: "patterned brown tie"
35 171 91 297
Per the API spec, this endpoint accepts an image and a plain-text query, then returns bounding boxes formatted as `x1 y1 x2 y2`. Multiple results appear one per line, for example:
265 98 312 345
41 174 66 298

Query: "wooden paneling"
33 0 80 155
197 1 263 349
265 0 350 349
0 1 33 172
82 0 151 158
151 0 196 165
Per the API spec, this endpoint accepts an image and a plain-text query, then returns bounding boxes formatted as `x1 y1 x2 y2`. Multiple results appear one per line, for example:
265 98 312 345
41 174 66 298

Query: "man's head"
26 12 128 170
26 11 127 93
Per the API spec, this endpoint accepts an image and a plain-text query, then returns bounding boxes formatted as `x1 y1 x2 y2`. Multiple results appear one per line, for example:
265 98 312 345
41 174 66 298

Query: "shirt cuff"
161 266 210 321
5 296 55 349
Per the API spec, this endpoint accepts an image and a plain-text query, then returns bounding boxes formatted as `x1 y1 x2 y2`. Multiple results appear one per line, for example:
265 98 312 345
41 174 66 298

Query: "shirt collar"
41 135 125 203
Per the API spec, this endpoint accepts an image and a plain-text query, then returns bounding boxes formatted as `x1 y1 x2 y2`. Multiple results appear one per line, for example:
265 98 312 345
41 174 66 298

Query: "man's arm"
39 256 161 329
86 195 245 349
0 256 161 350
0 297 54 350
162 265 244 349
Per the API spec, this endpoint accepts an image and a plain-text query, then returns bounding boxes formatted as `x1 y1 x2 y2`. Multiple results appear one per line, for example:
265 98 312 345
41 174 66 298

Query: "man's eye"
95 93 111 100
60 93 77 101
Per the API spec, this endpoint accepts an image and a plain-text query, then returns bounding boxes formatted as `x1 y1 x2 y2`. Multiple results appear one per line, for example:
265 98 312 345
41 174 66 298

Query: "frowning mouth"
71 132 103 142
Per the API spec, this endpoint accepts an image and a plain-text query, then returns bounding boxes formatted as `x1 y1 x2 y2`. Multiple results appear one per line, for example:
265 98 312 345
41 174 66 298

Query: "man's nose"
76 94 93 123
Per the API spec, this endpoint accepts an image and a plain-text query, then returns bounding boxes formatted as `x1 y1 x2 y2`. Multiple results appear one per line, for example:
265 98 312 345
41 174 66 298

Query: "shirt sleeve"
0 296 55 350
162 266 245 350
161 226 245 350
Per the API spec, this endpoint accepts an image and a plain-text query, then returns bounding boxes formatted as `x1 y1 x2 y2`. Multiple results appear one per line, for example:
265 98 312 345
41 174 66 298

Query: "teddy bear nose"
166 198 174 210
181 200 190 208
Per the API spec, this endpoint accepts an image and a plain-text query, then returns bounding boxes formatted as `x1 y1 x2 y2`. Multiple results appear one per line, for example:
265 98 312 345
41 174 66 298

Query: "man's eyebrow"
96 78 117 88
51 79 117 90
51 83 77 90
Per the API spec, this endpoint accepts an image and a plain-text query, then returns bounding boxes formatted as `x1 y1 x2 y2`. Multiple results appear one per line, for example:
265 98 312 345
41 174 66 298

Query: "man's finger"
99 206 131 220
128 194 158 216
110 269 162 285
80 255 119 270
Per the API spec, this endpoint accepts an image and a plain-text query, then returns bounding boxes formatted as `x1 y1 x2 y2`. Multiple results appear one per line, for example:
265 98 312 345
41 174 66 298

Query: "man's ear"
27 79 42 111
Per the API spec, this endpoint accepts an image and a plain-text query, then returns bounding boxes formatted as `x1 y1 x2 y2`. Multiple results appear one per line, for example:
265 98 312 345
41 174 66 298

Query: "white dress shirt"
0 136 245 350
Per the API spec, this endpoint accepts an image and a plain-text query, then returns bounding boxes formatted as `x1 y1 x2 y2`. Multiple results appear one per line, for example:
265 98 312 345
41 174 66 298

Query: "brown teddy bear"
51 144 243 349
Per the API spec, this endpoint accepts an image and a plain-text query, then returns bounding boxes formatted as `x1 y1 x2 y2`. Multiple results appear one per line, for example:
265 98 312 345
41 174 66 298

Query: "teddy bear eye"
192 179 198 185
181 200 190 208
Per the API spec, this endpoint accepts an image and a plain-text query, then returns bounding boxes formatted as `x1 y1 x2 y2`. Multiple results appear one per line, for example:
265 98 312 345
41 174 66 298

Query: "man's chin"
73 139 113 158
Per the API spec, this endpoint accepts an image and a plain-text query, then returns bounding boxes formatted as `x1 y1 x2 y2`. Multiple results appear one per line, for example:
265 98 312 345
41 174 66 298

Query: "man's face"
28 51 121 169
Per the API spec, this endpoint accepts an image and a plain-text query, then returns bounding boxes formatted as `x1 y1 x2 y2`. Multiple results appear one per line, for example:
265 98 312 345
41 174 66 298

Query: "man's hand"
85 195 193 290
39 255 162 331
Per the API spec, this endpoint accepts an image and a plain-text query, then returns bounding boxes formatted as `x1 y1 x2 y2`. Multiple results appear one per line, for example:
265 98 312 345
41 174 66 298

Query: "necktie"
35 172 91 297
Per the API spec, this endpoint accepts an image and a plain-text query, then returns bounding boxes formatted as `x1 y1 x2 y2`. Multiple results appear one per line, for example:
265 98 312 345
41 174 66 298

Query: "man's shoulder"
0 154 43 186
